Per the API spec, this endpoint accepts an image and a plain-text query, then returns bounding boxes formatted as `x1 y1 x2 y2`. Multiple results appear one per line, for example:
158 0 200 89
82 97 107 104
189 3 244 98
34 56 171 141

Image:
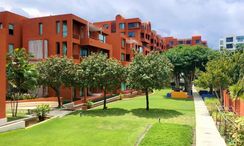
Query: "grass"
140 123 193 146
0 89 195 146
6 110 29 122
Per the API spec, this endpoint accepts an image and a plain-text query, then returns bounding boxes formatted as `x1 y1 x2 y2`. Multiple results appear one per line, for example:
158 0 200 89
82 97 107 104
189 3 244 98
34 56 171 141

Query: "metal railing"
214 104 243 145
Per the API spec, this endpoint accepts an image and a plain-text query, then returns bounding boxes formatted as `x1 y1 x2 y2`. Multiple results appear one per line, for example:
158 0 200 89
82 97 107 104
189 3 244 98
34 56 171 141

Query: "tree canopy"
37 56 76 107
165 45 214 95
127 52 173 110
7 48 39 117
79 53 125 109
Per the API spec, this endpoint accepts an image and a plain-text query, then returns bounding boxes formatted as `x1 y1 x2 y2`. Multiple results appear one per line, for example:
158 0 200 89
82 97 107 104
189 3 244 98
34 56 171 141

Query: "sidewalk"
193 87 226 146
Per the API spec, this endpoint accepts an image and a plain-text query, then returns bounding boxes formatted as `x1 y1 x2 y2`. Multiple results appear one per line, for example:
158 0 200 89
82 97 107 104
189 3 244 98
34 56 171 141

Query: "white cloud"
1 0 244 49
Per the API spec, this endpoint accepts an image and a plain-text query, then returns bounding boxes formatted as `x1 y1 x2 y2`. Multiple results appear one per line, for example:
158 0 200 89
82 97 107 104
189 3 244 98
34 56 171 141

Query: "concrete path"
49 109 73 117
193 87 226 146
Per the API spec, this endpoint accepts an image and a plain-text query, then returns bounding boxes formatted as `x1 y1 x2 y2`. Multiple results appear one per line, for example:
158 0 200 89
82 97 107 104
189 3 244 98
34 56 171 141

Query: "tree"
37 57 76 108
165 45 213 95
7 48 39 117
195 51 244 103
127 52 173 111
79 53 125 110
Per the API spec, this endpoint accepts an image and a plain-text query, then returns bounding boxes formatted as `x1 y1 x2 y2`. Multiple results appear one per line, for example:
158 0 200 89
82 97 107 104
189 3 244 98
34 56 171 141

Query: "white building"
219 35 244 51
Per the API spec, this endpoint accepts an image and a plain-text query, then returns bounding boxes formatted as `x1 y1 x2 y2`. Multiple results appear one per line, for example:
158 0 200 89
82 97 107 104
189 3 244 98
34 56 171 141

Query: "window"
8 44 14 53
0 23 2 29
236 36 244 42
99 34 106 43
128 32 135 37
126 54 130 61
62 42 67 55
226 37 233 42
80 48 88 57
62 21 67 37
121 39 125 48
169 41 174 46
220 40 224 45
121 82 126 91
28 40 48 59
119 23 125 29
39 23 43 35
186 40 191 44
195 40 200 44
56 21 60 34
111 22 116 33
178 41 183 44
103 24 109 29
56 42 60 54
141 33 144 38
128 22 139 29
226 44 233 49
121 53 125 61
8 24 14 35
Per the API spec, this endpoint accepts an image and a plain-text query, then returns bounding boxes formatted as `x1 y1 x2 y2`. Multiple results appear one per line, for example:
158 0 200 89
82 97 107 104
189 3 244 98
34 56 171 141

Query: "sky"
1 0 244 49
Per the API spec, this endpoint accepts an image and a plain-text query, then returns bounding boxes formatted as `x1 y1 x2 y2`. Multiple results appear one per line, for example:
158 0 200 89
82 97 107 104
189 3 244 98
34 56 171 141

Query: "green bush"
86 101 93 108
34 104 51 121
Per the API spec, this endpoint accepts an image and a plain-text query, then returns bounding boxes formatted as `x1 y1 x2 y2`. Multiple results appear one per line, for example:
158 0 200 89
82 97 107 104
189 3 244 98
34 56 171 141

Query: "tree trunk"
103 87 107 110
209 86 213 94
145 88 149 111
174 73 180 89
83 87 87 103
71 87 76 102
55 87 62 108
219 87 224 106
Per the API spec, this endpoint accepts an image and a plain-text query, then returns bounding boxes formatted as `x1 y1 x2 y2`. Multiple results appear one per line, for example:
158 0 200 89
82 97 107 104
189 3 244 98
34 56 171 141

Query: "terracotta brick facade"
0 11 208 120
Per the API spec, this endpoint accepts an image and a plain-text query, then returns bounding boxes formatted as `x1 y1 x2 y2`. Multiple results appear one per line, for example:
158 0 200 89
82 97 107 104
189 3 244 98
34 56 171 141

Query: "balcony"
80 36 112 51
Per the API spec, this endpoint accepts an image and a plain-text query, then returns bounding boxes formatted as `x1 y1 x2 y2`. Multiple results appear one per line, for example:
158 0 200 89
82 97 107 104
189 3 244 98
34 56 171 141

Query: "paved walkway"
49 109 73 117
193 87 226 146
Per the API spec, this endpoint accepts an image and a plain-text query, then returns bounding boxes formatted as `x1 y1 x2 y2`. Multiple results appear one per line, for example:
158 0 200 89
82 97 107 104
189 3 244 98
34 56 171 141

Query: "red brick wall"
223 90 244 116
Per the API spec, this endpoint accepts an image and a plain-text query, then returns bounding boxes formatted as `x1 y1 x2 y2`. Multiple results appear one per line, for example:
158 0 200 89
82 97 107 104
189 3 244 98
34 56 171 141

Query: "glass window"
8 44 14 53
195 40 200 44
121 53 125 61
39 23 43 35
178 41 183 44
121 82 126 91
62 21 67 37
220 40 224 45
103 24 109 29
226 44 233 49
186 40 191 44
236 36 244 42
141 33 144 38
8 24 14 35
119 23 125 29
56 21 60 34
128 22 139 29
99 34 106 43
226 37 233 42
0 23 3 29
121 39 125 48
128 32 135 37
56 42 60 54
80 48 88 57
62 42 67 55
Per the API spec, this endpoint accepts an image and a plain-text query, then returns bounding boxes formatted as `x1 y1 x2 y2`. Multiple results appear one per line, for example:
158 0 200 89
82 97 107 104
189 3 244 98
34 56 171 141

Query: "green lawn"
0 89 195 146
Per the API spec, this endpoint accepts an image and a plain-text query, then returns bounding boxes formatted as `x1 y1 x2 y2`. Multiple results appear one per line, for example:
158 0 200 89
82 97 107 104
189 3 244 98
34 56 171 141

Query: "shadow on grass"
131 108 183 119
80 108 130 117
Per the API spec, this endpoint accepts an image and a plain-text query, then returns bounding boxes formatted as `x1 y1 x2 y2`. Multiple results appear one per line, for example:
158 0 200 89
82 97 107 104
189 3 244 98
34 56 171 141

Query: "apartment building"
0 11 208 122
94 15 164 64
0 11 27 125
162 35 207 50
219 35 244 51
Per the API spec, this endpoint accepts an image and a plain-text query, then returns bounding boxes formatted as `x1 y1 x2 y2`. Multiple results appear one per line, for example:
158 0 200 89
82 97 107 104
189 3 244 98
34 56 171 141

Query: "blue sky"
1 0 244 49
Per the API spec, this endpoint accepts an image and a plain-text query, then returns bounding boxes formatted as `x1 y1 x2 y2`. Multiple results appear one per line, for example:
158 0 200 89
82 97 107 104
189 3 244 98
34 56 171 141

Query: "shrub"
86 101 93 109
34 104 51 121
